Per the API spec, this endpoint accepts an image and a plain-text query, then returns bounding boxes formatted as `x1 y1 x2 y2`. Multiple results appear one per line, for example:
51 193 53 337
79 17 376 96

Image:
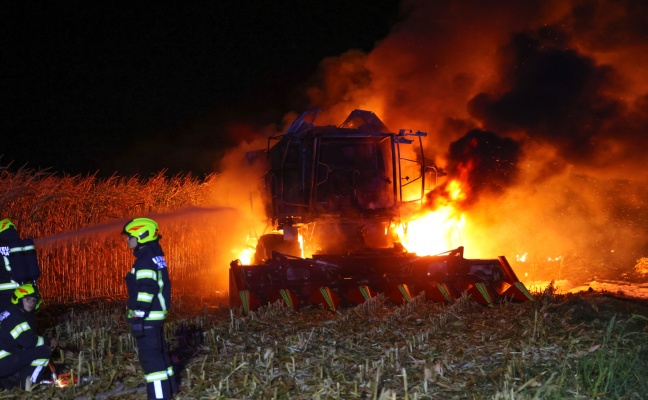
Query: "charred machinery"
229 109 532 312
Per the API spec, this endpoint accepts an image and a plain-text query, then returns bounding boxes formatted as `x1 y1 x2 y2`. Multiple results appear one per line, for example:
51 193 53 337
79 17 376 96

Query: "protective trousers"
135 326 178 399
0 345 51 389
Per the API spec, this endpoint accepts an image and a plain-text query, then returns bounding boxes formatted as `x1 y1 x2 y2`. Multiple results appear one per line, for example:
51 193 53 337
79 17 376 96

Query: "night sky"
1 2 400 176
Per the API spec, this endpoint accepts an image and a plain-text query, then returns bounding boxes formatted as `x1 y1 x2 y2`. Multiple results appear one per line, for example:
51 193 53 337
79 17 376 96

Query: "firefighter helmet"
11 283 42 309
122 218 159 244
0 219 16 233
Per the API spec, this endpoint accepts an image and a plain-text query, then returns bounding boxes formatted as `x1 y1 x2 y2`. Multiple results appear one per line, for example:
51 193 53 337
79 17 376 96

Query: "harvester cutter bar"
229 247 533 311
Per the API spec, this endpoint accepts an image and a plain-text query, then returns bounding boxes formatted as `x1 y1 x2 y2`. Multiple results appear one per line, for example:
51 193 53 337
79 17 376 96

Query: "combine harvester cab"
230 109 533 313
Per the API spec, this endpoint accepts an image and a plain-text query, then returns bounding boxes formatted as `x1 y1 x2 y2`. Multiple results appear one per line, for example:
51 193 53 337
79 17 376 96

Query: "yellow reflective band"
359 285 372 301
0 282 19 290
240 290 250 314
166 366 174 377
280 289 294 309
145 371 169 382
10 322 30 339
30 358 49 367
10 245 35 253
137 292 154 303
136 269 157 280
0 350 11 359
398 285 412 302
437 283 453 303
319 287 336 311
37 336 44 346
475 283 494 308
146 311 167 321
515 282 535 302
157 274 168 311
2 255 10 272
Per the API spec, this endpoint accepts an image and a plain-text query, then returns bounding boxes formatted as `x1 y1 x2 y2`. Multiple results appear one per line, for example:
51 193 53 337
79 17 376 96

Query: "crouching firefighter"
0 219 41 310
0 284 52 390
122 218 178 399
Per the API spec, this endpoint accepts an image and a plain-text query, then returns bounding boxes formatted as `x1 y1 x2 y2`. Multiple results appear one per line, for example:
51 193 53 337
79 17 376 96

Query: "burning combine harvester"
230 110 533 312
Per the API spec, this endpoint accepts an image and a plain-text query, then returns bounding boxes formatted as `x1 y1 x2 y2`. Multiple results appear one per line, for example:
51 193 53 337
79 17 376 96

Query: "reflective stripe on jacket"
124 241 171 326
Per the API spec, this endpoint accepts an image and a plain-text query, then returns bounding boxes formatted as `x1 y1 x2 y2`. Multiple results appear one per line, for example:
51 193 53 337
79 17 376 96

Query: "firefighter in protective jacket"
0 219 41 310
123 218 178 399
0 284 51 390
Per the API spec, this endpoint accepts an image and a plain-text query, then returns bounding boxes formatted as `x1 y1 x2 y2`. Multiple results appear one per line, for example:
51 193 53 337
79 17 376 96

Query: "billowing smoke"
298 0 648 279
214 0 647 284
204 120 295 289
439 129 521 206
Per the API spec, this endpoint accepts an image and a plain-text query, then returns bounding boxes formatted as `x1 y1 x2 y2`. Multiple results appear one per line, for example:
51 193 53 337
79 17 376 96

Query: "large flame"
394 179 467 256
231 233 256 265
218 0 647 290
232 230 305 264
394 206 465 256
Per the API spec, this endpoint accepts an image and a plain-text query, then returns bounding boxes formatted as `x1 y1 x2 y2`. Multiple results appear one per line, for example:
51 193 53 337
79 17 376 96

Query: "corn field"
0 164 248 305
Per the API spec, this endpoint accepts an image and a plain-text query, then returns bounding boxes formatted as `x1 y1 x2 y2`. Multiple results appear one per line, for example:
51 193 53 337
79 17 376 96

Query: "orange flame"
232 234 256 265
232 231 305 264
394 205 465 256
394 179 467 255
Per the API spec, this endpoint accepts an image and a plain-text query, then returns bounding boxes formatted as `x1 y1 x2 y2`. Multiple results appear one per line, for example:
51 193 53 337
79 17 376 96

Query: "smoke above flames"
215 0 647 279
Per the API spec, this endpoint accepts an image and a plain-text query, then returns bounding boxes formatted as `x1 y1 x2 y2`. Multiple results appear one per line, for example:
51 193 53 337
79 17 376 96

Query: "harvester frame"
230 109 532 312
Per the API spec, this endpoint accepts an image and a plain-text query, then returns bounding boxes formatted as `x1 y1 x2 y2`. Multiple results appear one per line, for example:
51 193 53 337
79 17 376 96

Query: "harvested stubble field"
2 165 648 399
6 289 648 400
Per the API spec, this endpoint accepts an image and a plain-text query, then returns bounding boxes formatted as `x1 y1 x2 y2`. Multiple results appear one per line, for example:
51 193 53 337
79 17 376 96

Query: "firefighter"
122 217 178 399
0 284 52 390
0 219 41 310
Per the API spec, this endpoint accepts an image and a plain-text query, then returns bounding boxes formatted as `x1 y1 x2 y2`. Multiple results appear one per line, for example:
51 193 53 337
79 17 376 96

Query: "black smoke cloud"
456 20 648 268
229 0 648 275
468 27 647 178
469 31 610 158
442 129 521 206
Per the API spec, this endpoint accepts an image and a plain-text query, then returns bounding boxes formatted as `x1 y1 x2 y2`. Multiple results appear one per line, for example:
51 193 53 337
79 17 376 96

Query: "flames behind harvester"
230 110 533 312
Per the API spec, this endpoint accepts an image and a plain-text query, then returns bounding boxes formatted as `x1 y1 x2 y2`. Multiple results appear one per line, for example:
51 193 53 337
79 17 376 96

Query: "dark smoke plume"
291 0 648 275
440 129 522 207
217 0 647 282
468 30 636 174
